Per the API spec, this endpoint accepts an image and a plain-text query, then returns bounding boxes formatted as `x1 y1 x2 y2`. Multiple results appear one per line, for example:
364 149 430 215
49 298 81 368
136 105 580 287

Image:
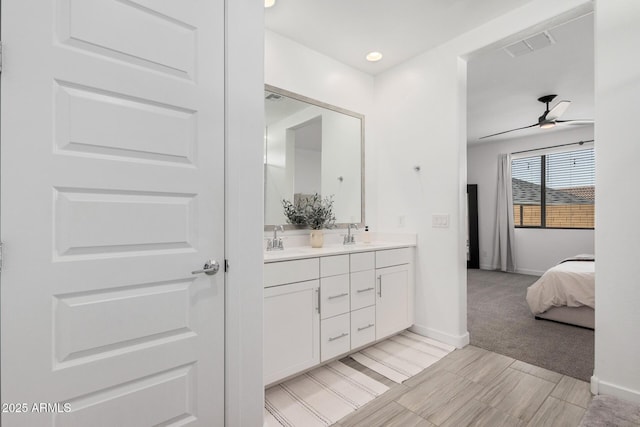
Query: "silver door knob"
191 260 220 276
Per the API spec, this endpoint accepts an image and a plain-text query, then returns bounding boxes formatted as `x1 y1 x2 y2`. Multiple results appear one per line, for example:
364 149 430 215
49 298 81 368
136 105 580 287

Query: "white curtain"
493 153 517 272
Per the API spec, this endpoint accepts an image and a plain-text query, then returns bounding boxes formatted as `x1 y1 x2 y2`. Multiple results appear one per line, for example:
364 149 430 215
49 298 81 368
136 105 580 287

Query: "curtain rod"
511 139 594 155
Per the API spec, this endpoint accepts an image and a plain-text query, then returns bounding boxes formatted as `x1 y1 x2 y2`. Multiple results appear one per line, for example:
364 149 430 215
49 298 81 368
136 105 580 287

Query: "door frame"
224 1 265 425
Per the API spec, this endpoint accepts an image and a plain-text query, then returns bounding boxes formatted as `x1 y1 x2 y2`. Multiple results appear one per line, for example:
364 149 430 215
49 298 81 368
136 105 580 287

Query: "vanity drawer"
264 258 319 287
321 313 350 361
351 306 376 350
320 255 349 277
350 251 375 272
376 248 410 269
350 270 376 311
320 274 350 319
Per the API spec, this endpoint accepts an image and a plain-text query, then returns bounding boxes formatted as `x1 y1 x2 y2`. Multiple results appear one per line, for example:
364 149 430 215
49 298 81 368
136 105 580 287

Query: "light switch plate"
432 214 450 228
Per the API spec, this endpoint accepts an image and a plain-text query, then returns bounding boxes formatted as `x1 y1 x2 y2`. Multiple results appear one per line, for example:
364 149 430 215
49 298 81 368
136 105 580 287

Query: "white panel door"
1 1 225 425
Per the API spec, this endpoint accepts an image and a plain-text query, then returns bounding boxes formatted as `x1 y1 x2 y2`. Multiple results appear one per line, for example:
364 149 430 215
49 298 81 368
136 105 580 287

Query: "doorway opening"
464 11 595 381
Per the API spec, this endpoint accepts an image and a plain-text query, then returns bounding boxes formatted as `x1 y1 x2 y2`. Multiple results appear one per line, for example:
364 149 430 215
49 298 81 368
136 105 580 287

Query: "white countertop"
263 241 416 263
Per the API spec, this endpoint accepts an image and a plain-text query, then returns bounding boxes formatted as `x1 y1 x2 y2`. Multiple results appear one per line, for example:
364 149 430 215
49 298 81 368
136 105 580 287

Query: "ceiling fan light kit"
479 93 593 139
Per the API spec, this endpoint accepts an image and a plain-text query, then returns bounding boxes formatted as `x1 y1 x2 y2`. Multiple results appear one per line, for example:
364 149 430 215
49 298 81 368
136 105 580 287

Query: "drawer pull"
356 287 375 293
378 275 382 297
315 288 320 313
328 332 349 342
328 292 349 300
357 323 374 332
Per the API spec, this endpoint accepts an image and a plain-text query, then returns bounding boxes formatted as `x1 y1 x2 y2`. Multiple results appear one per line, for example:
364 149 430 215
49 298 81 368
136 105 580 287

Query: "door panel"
55 82 197 164
1 1 224 425
59 0 197 80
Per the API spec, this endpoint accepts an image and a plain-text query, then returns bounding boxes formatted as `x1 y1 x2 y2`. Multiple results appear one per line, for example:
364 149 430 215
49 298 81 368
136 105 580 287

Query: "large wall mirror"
264 85 365 230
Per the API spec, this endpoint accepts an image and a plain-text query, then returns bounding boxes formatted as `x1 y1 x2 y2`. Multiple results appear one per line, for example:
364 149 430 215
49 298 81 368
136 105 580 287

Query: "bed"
525 255 595 329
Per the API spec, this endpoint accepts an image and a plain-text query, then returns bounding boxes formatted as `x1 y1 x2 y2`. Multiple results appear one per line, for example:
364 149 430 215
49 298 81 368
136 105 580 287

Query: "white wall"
593 0 640 403
371 0 592 347
294 148 321 194
467 126 595 275
265 31 375 231
321 111 362 223
514 228 594 275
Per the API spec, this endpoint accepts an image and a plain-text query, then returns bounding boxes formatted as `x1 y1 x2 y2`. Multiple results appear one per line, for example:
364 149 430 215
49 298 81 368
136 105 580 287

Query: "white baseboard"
515 268 544 276
409 324 469 349
477 264 543 276
590 375 640 403
590 375 599 395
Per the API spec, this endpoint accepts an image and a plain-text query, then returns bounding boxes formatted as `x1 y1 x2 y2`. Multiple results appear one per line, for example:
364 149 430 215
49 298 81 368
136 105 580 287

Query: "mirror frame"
264 84 365 231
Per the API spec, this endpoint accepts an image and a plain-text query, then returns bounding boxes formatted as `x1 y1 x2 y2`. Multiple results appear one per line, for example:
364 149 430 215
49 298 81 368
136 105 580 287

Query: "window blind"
511 147 595 229
512 155 542 227
545 148 595 228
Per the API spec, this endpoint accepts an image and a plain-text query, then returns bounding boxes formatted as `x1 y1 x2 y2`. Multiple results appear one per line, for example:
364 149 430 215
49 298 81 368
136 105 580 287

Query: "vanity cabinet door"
375 264 411 340
264 280 320 385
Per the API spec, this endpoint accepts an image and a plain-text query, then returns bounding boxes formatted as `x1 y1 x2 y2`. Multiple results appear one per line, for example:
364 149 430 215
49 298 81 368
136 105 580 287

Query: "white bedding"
526 257 595 315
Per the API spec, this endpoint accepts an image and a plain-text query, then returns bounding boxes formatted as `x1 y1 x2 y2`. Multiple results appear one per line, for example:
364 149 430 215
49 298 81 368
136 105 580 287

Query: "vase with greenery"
281 193 336 247
304 193 335 248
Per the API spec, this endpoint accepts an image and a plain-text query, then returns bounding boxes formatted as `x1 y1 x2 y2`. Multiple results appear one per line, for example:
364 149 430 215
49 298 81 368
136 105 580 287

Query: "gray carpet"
467 269 594 382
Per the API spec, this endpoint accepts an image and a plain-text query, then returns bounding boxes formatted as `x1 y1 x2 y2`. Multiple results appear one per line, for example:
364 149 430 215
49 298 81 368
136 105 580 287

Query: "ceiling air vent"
504 31 555 58
265 93 282 101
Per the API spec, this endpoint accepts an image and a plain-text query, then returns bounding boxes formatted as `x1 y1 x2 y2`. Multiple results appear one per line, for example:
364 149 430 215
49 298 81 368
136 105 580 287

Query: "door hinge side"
0 42 3 74
0 242 4 271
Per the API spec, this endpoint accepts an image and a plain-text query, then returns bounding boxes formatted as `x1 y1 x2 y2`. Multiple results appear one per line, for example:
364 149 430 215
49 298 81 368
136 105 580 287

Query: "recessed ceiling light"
265 0 276 7
366 51 383 62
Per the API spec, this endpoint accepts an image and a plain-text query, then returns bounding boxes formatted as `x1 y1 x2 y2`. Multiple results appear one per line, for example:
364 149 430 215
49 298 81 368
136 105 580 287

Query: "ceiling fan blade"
555 119 594 125
479 123 538 139
546 100 571 121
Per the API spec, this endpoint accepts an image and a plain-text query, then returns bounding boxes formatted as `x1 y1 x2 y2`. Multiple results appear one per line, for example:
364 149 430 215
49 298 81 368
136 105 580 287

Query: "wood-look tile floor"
334 345 592 427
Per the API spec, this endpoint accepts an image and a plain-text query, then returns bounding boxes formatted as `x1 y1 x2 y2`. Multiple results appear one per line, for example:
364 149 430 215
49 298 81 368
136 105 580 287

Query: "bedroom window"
512 147 595 229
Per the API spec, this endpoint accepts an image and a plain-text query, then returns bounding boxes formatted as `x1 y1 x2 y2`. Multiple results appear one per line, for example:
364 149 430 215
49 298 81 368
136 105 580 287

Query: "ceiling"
265 0 535 75
467 13 594 143
265 1 594 146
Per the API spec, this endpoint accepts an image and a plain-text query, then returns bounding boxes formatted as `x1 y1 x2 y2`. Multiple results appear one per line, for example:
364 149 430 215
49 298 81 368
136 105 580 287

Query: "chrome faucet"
267 225 285 251
343 224 358 245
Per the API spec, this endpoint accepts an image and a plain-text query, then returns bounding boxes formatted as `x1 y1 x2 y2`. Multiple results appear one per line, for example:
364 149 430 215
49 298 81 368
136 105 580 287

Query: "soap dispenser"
362 225 371 244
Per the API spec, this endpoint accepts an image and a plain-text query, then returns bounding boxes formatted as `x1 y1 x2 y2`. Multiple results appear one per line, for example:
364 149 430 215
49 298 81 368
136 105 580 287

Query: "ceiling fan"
479 94 594 139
